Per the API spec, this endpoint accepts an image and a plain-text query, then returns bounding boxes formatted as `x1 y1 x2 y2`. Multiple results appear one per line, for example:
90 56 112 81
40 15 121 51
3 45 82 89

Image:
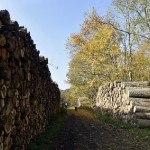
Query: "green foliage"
60 89 70 105
113 0 150 81
67 9 123 104
61 88 78 106
67 2 150 105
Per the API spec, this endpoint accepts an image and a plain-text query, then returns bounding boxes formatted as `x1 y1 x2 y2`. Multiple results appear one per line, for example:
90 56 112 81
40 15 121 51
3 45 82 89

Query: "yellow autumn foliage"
66 8 150 104
66 9 124 103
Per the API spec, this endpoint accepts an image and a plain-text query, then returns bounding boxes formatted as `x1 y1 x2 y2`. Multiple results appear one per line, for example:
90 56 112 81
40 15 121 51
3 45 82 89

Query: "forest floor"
28 108 150 150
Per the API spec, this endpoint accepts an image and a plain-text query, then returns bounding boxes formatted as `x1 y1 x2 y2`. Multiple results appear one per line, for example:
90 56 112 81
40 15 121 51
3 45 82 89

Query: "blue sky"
0 0 112 90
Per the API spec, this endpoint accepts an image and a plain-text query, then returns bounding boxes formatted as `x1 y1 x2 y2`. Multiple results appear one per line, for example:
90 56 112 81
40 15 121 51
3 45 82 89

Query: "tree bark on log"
128 89 150 98
96 81 150 128
136 119 150 128
135 112 150 120
121 81 150 88
129 98 150 107
133 105 150 113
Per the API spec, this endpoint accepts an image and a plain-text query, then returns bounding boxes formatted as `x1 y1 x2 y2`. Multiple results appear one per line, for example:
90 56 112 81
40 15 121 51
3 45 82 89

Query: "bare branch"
99 20 150 41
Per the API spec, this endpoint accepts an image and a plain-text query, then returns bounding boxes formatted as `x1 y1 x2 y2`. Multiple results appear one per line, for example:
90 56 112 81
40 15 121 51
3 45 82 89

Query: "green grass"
28 108 67 150
80 107 150 139
97 114 133 129
97 113 150 139
129 127 150 138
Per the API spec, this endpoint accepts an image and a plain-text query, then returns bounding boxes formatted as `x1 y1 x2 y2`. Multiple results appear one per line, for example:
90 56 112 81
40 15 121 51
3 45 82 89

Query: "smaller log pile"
0 10 60 149
96 81 150 128
77 97 89 107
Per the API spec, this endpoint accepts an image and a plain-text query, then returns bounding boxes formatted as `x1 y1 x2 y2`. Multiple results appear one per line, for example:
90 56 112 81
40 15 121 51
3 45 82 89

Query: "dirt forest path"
51 109 150 150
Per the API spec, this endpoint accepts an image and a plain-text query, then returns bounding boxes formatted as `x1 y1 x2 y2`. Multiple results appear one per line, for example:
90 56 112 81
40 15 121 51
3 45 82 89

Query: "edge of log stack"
0 10 60 149
96 81 150 128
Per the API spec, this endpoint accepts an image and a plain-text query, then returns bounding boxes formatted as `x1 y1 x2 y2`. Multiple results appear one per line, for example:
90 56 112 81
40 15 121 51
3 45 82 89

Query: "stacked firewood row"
96 81 150 128
0 10 60 149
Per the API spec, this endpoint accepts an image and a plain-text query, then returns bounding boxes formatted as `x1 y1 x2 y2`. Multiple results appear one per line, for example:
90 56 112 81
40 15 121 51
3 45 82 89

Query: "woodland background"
61 0 150 106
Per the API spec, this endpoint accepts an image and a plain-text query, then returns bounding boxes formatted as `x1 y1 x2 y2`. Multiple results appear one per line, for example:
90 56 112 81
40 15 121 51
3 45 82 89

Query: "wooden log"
25 115 29 125
4 114 14 134
13 91 19 108
3 98 13 115
5 69 11 81
7 88 14 98
0 35 6 46
136 119 150 128
11 108 16 117
0 136 3 150
20 48 25 57
14 89 19 98
123 105 132 114
121 81 150 88
113 81 121 87
0 48 9 61
135 112 150 120
128 88 150 98
0 10 10 25
4 134 12 149
15 100 19 108
14 136 21 147
133 105 150 113
8 37 16 50
129 98 150 107
0 84 7 99
27 72 31 81
0 99 5 108
25 98 30 106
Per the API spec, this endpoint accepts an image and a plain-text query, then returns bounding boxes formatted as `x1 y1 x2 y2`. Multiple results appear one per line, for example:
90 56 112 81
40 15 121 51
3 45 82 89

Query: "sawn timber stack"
0 10 60 149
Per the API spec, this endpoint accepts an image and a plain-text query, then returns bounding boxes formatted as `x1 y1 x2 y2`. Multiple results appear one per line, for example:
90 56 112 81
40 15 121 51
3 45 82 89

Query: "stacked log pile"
96 81 150 128
0 10 60 149
77 97 89 107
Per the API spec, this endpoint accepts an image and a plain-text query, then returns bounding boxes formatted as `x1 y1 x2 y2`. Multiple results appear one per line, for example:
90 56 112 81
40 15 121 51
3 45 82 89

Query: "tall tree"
113 0 150 81
67 9 122 104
